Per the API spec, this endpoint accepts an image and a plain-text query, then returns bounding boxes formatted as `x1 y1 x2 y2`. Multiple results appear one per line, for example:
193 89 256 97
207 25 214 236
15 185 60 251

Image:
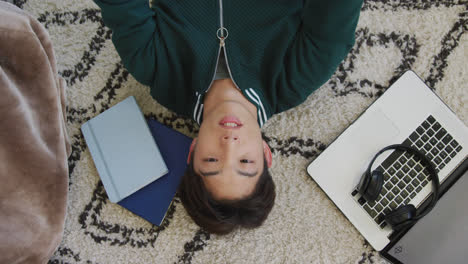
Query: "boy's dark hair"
179 158 276 235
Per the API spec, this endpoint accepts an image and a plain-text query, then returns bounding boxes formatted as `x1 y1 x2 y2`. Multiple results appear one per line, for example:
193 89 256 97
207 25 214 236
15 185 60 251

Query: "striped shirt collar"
192 88 268 128
193 92 204 125
244 88 268 128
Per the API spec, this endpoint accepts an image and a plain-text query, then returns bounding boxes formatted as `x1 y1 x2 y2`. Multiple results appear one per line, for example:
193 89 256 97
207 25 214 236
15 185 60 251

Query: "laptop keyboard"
351 115 463 228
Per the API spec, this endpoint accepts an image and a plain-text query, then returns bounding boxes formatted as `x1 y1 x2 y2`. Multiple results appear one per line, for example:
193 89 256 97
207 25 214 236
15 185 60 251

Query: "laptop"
307 71 468 259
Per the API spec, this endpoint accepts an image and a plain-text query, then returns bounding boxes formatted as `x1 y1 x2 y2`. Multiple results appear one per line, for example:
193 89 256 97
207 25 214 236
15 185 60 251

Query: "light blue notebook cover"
81 96 168 203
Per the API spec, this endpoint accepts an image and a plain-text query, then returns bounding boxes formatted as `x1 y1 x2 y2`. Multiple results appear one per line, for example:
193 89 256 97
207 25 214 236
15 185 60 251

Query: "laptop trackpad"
347 108 400 163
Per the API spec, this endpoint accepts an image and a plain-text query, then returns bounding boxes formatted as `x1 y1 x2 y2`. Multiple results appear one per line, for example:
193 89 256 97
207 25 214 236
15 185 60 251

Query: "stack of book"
81 96 192 226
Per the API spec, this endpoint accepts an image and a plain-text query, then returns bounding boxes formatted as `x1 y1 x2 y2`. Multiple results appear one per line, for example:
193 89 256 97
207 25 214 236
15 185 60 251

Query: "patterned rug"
6 0 467 263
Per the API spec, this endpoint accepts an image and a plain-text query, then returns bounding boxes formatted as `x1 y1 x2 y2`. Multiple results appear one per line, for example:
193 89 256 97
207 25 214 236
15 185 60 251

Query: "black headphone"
358 144 440 231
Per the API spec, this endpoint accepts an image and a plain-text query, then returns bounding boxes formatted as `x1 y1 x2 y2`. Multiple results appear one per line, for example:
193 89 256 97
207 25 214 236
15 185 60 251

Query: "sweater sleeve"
93 0 157 86
273 0 363 112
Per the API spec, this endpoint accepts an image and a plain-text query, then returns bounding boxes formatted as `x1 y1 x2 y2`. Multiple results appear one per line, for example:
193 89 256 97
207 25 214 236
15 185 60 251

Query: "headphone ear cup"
358 171 371 197
359 170 384 202
385 204 416 230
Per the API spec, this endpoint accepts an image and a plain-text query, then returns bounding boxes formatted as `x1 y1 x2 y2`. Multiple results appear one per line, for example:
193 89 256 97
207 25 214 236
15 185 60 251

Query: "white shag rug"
6 0 467 263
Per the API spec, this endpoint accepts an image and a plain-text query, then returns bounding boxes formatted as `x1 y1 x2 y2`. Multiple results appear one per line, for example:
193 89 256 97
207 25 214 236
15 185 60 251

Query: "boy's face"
190 100 272 200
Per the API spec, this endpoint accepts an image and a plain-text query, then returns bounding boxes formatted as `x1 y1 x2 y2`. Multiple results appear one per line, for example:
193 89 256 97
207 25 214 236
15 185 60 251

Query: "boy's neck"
203 79 258 120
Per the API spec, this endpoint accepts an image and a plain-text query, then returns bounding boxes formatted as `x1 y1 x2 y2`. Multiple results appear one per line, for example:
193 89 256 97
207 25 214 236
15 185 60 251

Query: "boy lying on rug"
93 0 363 234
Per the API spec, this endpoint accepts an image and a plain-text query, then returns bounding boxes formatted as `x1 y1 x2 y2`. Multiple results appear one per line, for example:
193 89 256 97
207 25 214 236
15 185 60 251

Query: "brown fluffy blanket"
0 2 71 263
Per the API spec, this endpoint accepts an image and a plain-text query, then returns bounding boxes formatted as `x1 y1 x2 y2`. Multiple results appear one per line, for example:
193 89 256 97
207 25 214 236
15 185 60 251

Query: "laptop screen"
386 168 468 264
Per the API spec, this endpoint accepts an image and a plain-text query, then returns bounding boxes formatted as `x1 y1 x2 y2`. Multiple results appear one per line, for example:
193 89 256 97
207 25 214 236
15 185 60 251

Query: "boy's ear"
187 138 197 165
263 140 272 168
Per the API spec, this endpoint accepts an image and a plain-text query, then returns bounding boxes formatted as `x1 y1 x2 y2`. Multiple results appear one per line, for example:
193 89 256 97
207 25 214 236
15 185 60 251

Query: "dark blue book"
118 118 192 226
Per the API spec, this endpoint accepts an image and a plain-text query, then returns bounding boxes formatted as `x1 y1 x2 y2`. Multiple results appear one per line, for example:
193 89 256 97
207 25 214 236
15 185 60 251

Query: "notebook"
118 118 192 226
81 96 168 203
306 70 468 257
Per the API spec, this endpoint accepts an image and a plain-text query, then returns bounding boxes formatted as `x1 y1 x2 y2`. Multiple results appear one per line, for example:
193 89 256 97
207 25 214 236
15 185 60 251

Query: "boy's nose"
222 135 239 142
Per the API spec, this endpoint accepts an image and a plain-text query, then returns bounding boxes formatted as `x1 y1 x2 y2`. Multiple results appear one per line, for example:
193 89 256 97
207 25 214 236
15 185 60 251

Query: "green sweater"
94 0 363 126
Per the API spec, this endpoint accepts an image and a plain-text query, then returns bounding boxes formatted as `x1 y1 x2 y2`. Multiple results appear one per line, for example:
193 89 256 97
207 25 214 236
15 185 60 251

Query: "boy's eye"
205 158 218 162
240 159 251 163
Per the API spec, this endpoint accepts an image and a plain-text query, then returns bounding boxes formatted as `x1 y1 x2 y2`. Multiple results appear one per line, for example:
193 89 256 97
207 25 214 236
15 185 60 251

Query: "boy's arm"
274 0 363 112
94 0 157 86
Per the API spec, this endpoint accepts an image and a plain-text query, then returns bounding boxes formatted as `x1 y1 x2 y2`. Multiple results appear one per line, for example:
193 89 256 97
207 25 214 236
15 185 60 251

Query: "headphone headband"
366 144 440 220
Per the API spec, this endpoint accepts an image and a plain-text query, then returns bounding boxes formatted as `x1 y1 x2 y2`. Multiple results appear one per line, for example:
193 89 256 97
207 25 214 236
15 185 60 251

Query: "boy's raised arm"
274 0 364 112
94 0 157 86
